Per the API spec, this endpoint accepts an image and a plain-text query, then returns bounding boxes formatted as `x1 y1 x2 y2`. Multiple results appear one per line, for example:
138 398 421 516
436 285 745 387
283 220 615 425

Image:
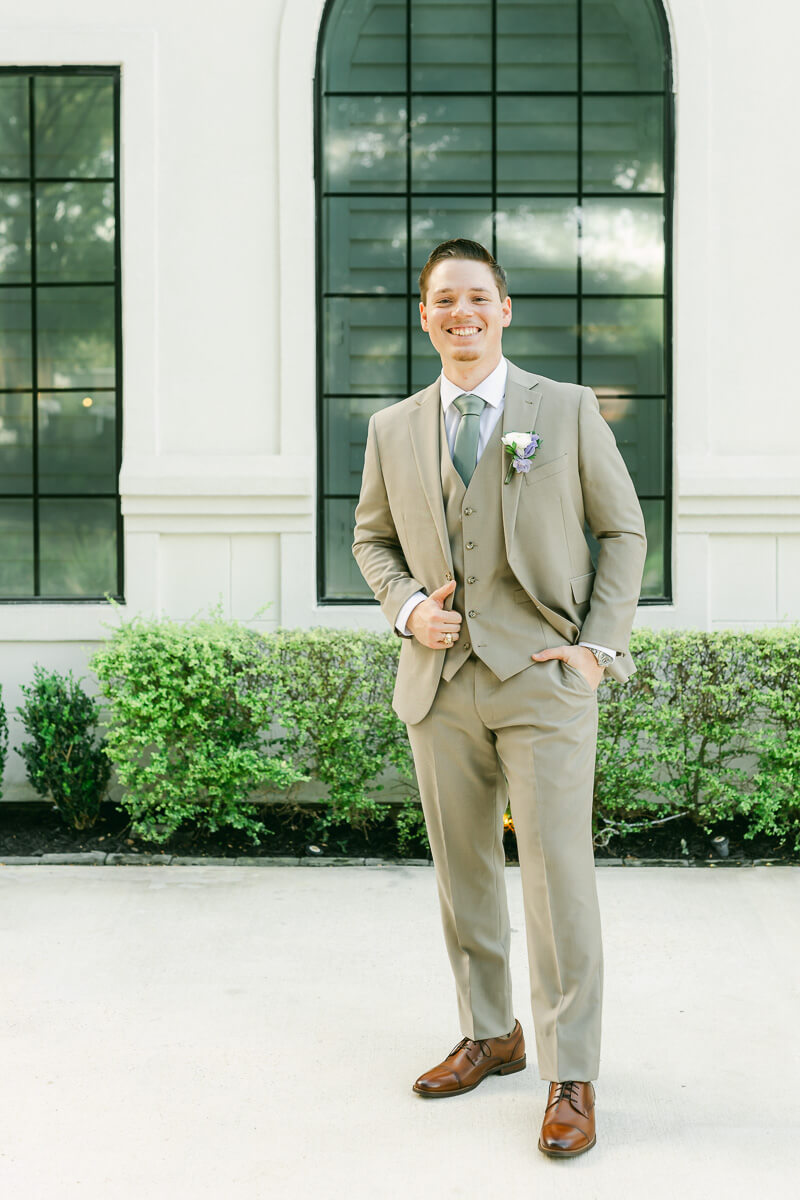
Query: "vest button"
468 610 477 618
467 576 476 584
444 572 452 580
465 541 475 550
464 643 471 651
464 507 474 515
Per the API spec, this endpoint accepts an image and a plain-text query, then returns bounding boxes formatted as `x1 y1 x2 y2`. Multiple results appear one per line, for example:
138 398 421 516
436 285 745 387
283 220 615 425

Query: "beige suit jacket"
352 360 647 724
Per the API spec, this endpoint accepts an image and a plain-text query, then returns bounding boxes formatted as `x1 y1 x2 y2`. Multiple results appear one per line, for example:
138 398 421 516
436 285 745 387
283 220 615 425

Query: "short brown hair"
418 238 508 303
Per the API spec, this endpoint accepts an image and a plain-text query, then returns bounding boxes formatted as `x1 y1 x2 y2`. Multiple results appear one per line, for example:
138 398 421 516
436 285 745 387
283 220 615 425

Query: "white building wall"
1 0 799 798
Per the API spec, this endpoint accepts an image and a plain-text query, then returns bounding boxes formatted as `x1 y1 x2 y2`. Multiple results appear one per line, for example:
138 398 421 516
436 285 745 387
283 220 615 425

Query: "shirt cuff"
579 641 618 660
396 591 427 637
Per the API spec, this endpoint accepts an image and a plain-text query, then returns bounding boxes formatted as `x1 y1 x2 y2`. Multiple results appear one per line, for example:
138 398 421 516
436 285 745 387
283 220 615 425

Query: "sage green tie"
452 393 486 486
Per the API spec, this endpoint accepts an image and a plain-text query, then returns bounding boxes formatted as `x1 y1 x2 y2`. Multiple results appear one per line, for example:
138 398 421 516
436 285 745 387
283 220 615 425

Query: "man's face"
420 258 512 372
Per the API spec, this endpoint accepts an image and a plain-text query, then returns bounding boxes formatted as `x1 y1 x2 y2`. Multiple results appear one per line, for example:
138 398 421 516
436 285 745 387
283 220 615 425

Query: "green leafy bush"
90 608 306 844
16 666 111 830
741 629 800 852
268 628 417 839
84 616 800 856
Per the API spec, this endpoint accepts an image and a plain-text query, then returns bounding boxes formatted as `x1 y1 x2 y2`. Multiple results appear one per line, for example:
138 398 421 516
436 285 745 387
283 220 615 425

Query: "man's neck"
440 352 503 393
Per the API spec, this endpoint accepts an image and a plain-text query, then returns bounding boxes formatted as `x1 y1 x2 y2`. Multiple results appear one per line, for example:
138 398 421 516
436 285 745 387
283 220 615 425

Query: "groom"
352 239 646 1157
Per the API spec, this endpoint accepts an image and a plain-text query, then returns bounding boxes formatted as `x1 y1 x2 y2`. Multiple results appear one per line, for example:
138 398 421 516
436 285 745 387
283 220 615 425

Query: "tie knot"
453 393 486 419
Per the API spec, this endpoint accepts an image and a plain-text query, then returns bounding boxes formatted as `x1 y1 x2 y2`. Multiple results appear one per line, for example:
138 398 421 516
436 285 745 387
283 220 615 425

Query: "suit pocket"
570 570 596 605
526 452 568 484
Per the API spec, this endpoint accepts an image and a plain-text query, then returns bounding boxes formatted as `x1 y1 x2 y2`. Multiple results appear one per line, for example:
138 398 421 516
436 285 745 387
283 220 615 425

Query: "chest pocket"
525 452 568 484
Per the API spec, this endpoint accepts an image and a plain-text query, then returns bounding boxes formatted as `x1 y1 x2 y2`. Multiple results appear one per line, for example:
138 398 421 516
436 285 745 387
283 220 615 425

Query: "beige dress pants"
406 653 603 1082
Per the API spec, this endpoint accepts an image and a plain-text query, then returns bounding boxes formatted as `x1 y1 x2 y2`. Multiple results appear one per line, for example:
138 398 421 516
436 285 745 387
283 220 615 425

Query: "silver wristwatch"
586 646 615 668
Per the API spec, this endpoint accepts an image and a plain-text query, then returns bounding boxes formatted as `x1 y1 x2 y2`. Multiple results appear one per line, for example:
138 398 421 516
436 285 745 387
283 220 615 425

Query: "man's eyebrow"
430 286 491 297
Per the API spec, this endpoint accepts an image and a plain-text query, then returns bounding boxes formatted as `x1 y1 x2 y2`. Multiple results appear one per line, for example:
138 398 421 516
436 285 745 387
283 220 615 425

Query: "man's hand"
531 644 605 691
407 580 463 650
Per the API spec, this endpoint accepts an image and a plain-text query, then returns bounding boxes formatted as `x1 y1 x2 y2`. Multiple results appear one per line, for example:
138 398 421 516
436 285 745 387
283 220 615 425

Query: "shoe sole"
412 1054 527 1098
537 1134 596 1158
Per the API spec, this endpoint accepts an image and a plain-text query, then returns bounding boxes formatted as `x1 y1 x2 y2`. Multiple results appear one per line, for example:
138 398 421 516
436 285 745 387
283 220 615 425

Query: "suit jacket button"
465 541 475 550
468 610 477 618
467 576 476 584
444 572 452 580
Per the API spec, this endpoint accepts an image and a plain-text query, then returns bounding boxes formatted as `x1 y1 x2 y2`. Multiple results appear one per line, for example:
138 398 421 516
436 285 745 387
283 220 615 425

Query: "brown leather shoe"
538 1080 596 1157
412 1019 526 1098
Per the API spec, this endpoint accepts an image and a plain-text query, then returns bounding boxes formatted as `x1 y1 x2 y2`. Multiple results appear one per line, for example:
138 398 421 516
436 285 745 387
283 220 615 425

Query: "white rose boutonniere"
501 430 542 483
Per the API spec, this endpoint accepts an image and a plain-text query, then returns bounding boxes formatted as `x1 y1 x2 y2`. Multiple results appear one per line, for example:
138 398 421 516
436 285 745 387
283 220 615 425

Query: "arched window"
316 0 673 603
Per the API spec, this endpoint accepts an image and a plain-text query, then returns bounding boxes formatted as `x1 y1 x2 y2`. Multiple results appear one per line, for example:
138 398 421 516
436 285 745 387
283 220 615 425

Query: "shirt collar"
440 355 508 413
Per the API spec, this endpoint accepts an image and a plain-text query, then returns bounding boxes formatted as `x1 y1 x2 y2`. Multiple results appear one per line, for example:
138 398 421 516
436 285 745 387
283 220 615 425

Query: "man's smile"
447 325 481 337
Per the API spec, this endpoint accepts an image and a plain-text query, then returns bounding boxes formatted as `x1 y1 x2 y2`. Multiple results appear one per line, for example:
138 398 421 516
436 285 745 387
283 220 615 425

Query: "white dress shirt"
394 356 617 662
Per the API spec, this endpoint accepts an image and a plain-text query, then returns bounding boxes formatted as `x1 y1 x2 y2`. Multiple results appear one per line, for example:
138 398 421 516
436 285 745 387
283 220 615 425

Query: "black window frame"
314 0 674 606
0 64 124 604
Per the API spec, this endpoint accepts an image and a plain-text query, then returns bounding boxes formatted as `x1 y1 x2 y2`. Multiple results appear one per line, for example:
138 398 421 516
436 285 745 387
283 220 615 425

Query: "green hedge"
88 616 800 853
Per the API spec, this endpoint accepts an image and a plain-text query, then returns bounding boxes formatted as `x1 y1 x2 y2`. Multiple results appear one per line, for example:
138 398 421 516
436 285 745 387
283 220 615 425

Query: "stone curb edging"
0 853 797 868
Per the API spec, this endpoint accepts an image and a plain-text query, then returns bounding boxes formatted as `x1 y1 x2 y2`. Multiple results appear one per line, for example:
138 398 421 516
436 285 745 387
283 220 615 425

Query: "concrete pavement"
1 862 799 1199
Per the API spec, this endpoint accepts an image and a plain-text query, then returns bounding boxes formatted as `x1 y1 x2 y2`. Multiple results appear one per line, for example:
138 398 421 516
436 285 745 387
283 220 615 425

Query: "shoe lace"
548 1080 580 1109
447 1036 491 1067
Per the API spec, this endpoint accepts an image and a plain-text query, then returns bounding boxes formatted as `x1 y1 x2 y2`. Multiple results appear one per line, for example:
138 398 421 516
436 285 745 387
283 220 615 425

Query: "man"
352 238 646 1157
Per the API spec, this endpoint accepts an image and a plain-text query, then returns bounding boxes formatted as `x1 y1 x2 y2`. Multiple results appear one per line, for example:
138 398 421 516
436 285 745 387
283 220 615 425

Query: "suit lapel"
501 362 543 553
409 379 452 569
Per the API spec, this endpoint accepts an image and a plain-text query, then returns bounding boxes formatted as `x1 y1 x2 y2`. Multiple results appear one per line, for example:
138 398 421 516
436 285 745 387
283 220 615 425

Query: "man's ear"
419 300 428 331
502 296 512 327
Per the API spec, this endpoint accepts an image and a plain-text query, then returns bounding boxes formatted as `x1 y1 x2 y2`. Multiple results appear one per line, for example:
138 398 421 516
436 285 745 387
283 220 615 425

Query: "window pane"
411 96 491 192
36 181 115 282
0 287 32 389
497 96 577 193
640 498 665 597
582 297 663 394
38 391 117 494
0 499 33 596
496 199 578 293
503 297 578 380
582 0 665 91
583 95 664 193
411 197 493 280
0 185 30 282
410 297 440 390
582 197 664 293
36 285 116 390
325 196 406 293
497 0 578 92
323 394 397 494
324 498 372 599
0 77 29 178
322 0 407 93
411 0 491 91
323 96 407 193
599 394 664 493
39 498 116 596
34 76 114 179
0 394 33 492
325 296 407 394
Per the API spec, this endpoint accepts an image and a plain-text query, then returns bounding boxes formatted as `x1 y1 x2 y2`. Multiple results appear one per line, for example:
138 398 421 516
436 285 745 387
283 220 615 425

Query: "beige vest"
439 408 552 683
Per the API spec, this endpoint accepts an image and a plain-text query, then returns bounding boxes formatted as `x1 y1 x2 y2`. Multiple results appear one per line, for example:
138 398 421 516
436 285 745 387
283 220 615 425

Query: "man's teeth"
450 327 480 336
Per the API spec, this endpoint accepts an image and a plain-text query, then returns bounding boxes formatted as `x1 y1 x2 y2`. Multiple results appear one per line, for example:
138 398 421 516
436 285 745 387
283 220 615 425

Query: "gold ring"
443 632 453 646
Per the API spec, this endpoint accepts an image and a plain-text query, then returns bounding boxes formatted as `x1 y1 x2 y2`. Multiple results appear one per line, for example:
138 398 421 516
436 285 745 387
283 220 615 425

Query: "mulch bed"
0 801 796 864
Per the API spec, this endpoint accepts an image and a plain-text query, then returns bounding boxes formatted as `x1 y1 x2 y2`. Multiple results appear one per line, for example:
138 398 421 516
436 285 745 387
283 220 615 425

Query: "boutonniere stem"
501 431 541 483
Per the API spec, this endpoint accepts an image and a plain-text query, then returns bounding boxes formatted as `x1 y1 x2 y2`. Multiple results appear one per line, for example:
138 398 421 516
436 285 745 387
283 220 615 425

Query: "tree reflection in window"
316 0 673 603
0 69 121 599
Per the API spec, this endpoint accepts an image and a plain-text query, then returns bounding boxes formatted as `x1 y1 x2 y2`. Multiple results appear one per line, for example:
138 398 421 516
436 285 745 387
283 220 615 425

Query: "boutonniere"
501 431 542 483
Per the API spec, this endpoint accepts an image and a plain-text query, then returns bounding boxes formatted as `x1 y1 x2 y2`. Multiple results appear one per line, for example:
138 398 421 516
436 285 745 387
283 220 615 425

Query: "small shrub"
16 665 111 830
91 607 306 844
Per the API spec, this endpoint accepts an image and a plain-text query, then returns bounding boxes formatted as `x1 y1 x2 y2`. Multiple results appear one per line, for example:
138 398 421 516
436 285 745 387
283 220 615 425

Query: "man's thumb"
429 579 457 607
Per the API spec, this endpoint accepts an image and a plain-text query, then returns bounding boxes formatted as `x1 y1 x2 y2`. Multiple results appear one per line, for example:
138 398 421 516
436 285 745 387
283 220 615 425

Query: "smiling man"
352 239 646 1157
